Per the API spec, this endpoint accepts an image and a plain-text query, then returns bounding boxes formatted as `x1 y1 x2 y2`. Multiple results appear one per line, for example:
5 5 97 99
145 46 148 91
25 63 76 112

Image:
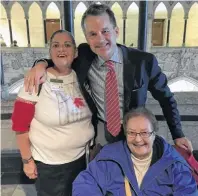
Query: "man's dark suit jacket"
44 43 184 140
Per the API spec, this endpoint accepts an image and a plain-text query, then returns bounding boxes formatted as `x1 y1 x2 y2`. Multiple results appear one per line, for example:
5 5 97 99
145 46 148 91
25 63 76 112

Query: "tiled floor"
1 184 37 196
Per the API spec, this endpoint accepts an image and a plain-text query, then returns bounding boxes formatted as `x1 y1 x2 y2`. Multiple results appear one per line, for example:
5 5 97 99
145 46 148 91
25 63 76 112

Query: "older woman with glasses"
73 107 197 196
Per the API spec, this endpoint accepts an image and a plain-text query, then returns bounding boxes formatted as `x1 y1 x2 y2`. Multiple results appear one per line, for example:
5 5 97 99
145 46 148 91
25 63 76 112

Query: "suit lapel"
120 45 136 112
76 46 96 86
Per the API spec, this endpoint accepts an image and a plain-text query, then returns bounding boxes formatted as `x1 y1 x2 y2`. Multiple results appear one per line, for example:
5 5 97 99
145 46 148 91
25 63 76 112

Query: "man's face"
126 116 155 160
83 13 119 61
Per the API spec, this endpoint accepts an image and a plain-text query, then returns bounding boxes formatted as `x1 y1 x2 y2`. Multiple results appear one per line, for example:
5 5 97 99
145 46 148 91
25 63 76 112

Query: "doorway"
152 19 165 46
46 19 60 43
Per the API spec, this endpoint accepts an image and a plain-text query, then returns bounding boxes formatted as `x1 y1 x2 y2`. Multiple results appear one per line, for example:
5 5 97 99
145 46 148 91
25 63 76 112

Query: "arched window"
29 2 44 47
0 3 10 46
186 3 198 46
46 2 60 43
169 3 184 47
111 3 123 44
168 78 198 92
126 2 139 47
74 2 87 46
153 2 168 46
11 2 27 47
46 2 60 19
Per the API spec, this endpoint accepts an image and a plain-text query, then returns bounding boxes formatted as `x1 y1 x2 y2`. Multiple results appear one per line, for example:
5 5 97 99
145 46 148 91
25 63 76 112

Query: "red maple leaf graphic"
73 98 85 108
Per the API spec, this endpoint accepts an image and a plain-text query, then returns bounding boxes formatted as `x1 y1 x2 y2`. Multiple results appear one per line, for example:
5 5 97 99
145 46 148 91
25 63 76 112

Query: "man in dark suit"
25 4 192 151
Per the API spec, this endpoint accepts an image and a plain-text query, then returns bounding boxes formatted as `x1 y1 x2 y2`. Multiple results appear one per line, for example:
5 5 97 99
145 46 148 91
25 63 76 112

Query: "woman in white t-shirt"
12 30 95 196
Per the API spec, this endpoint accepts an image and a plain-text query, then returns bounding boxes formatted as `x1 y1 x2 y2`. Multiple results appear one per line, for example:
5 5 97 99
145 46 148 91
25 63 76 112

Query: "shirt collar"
97 46 122 66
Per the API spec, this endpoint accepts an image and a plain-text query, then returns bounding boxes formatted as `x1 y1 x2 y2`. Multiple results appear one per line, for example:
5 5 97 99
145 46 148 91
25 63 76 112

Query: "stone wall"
150 47 198 82
1 47 198 98
1 47 49 87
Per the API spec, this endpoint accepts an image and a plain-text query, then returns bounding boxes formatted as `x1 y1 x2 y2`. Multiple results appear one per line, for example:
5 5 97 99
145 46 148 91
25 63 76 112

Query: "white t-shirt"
18 71 94 164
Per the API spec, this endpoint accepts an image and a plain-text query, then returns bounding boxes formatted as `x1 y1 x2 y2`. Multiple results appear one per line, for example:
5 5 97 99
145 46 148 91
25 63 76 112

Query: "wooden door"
46 19 60 43
152 19 164 46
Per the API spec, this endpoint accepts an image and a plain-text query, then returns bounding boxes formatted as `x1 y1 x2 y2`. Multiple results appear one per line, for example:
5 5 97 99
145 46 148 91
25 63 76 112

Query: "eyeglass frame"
126 131 155 138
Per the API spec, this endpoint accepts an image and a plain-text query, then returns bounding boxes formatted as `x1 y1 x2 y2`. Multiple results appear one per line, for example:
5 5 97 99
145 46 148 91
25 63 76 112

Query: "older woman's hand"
23 159 38 179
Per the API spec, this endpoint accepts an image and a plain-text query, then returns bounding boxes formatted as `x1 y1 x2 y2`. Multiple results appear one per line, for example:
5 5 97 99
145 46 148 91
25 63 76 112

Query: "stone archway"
168 76 198 92
8 78 24 94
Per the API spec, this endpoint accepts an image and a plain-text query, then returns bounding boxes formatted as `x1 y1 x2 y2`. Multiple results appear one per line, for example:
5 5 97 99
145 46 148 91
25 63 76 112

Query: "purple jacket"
73 137 197 196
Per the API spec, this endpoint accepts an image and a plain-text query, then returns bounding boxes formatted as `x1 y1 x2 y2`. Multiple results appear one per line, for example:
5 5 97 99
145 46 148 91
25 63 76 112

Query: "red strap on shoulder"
11 100 35 132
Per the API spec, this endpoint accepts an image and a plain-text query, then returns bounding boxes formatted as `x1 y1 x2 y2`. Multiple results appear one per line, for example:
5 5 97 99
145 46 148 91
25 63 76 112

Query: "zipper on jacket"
125 176 138 196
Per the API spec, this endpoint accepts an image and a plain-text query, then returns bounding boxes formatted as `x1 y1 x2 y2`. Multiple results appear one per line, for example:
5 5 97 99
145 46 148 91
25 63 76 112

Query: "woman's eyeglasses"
126 131 154 138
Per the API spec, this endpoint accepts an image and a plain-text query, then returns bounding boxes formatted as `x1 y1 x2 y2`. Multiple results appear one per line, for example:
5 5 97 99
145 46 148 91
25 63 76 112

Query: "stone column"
138 1 148 51
63 0 74 34
182 16 188 47
123 14 127 45
7 14 13 46
25 14 30 47
146 13 154 52
60 14 64 29
166 17 171 47
42 13 47 46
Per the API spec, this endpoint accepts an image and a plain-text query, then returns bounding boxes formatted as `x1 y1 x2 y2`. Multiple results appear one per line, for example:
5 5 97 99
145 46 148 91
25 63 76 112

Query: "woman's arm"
16 132 38 179
12 97 37 179
16 131 32 160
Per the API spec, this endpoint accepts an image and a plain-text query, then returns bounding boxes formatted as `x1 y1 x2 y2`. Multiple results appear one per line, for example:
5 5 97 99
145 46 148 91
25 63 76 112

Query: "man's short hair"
81 3 117 32
123 107 159 134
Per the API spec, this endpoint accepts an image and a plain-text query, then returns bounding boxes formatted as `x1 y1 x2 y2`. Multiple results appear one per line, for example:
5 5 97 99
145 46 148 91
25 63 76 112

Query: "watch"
22 156 33 164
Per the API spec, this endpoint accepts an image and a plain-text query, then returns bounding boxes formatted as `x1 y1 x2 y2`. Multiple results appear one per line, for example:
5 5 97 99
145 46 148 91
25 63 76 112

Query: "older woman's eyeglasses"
126 131 154 138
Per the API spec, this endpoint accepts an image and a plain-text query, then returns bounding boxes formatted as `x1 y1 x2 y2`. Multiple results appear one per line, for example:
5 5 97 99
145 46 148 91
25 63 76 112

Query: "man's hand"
24 62 47 93
174 137 193 152
23 159 38 179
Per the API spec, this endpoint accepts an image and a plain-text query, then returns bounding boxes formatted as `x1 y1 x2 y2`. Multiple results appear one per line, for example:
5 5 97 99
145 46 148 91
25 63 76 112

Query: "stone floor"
1 184 37 196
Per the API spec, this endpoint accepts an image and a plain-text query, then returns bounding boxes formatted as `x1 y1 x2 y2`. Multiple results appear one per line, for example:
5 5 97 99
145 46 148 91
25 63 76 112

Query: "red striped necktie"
105 61 121 137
